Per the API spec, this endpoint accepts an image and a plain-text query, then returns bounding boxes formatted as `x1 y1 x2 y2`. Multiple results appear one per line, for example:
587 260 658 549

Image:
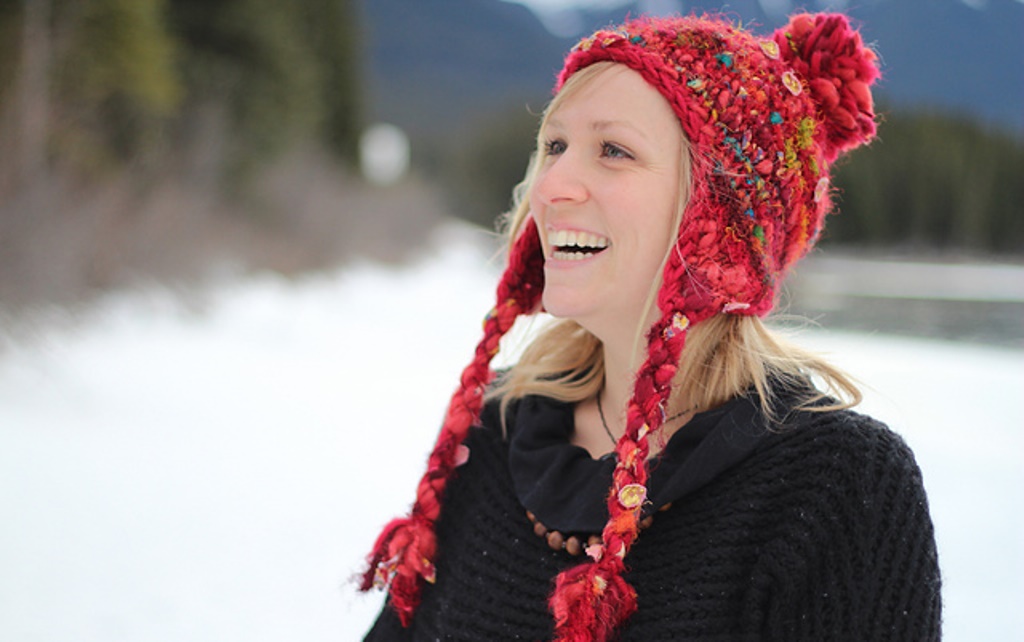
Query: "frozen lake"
1 223 1021 640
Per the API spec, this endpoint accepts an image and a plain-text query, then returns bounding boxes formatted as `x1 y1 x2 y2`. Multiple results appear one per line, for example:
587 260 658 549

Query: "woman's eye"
544 139 567 155
602 142 633 160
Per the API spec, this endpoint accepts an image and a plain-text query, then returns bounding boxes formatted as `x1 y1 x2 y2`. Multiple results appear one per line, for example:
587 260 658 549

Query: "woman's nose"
533 152 589 206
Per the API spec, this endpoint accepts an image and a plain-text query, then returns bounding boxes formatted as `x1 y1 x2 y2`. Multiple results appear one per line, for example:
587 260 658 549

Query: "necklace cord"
595 390 617 445
596 388 694 446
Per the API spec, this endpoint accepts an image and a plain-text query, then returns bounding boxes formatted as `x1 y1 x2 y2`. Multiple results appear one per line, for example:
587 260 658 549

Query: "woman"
361 13 941 641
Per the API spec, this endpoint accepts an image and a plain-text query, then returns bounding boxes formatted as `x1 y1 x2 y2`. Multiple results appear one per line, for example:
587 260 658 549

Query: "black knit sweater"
365 394 941 641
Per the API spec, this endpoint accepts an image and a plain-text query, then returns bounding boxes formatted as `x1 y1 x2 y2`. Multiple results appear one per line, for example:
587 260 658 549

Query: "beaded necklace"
526 392 691 556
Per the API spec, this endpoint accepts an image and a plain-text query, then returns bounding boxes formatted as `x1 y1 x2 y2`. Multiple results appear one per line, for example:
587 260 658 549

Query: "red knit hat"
361 12 879 640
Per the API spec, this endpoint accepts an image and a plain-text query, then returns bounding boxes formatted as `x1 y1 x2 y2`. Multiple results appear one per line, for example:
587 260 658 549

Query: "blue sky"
503 0 1021 38
506 0 1022 13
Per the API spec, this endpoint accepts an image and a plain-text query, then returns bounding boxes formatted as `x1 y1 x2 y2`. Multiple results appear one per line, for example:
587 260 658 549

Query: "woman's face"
530 64 684 343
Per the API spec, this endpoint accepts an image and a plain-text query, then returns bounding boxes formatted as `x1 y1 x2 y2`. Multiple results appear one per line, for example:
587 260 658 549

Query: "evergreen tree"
0 0 363 184
297 0 362 164
828 111 1024 253
53 0 181 167
169 0 321 179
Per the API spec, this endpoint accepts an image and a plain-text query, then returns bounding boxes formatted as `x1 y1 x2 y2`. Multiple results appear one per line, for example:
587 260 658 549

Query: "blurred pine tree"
0 0 363 184
169 0 322 182
824 110 1024 253
53 0 181 168
297 0 362 165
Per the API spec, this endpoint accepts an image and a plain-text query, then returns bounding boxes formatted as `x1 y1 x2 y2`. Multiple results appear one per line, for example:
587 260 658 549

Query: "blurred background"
1 0 1022 332
0 0 1022 640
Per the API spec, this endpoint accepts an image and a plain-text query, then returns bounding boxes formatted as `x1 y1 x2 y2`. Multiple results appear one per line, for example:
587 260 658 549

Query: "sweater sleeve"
761 414 942 641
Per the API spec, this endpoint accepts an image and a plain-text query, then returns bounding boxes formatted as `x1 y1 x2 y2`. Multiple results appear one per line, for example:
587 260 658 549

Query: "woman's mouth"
548 230 610 261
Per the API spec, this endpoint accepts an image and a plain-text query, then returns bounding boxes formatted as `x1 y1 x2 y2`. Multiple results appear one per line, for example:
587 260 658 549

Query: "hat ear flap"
773 13 881 163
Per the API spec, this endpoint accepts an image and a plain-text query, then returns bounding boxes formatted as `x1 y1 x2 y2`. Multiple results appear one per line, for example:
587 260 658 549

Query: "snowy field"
1 223 1021 641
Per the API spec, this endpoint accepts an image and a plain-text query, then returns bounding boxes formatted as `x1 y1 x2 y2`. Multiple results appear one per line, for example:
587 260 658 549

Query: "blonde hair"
489 62 861 422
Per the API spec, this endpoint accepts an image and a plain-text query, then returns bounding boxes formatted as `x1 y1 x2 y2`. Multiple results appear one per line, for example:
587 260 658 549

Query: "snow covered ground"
1 223 1021 641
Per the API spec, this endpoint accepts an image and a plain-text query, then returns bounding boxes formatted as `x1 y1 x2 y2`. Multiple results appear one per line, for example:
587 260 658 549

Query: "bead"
760 40 780 60
814 177 829 203
640 515 655 529
659 502 673 512
782 71 802 96
422 559 437 584
566 536 583 556
546 530 565 550
663 312 690 339
533 521 548 537
618 483 647 509
572 36 595 53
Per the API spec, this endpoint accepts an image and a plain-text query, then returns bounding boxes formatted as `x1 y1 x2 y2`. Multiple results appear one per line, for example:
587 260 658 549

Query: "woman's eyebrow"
591 119 652 143
544 117 652 143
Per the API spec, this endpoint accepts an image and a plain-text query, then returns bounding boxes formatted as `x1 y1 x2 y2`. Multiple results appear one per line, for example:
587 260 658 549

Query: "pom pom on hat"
773 13 881 163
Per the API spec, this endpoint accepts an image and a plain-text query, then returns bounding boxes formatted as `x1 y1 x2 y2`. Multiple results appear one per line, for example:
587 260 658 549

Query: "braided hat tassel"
549 203 717 640
359 220 544 623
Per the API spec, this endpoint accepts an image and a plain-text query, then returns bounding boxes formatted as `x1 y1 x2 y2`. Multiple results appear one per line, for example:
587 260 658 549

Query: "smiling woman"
360 12 941 642
532 63 683 347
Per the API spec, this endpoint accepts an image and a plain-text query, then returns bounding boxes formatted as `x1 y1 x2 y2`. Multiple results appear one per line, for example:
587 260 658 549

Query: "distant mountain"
359 0 1024 138
359 0 566 138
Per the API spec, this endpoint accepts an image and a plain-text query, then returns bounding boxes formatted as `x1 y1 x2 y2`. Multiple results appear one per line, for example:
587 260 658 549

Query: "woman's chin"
540 291 592 323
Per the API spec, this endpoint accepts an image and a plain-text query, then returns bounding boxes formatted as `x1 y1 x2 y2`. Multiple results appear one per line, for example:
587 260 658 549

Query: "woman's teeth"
549 230 609 261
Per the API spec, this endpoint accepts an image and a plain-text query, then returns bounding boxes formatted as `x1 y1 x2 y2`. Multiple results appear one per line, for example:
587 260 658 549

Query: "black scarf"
507 392 779 533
